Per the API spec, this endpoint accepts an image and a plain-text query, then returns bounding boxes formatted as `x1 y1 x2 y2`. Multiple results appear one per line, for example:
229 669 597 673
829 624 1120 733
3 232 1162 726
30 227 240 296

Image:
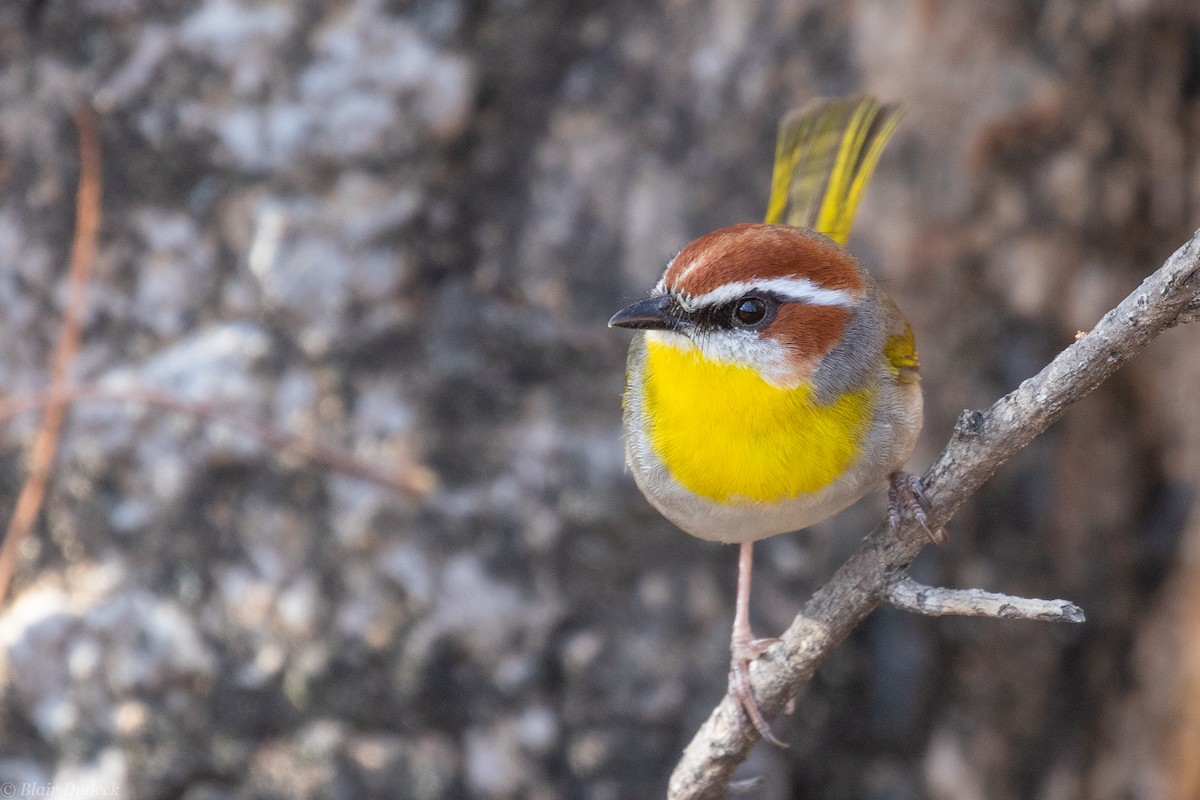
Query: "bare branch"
0 109 101 604
667 228 1200 800
885 575 1085 623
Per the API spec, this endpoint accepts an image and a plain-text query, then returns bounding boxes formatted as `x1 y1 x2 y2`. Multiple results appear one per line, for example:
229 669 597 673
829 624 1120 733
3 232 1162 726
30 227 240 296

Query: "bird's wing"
881 294 921 383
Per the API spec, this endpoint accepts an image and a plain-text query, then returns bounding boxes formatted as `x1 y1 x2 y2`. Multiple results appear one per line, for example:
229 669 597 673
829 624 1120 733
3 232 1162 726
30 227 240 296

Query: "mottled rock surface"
1 1 1199 798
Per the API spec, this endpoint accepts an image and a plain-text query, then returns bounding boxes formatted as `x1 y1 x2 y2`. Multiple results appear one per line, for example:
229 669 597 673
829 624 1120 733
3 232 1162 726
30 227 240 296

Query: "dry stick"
885 575 1084 623
0 384 436 498
667 228 1200 800
0 110 101 603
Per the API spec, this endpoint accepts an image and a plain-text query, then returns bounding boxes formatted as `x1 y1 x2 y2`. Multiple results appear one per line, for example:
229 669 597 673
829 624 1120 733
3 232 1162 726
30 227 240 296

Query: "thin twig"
0 110 101 603
885 575 1085 623
667 228 1200 800
0 384 437 498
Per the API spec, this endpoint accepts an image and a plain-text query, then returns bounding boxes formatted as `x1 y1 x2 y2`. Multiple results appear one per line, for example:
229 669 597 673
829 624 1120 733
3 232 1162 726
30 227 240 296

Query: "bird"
608 96 933 746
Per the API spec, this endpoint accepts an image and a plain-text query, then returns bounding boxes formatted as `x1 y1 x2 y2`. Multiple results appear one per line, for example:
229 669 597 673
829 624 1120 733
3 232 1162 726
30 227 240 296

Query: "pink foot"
728 634 787 748
888 471 946 544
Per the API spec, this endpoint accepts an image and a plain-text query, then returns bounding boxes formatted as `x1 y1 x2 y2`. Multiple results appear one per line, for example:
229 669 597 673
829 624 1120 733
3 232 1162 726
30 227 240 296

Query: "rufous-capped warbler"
609 96 931 746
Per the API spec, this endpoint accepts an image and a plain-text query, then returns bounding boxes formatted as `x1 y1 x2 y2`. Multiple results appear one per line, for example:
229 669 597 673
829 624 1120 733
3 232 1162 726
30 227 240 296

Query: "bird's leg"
887 471 946 544
728 541 787 748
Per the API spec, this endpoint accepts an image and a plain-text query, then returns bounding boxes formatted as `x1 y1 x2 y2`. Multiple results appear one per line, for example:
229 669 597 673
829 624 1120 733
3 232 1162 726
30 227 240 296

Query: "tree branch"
667 228 1200 799
885 575 1085 623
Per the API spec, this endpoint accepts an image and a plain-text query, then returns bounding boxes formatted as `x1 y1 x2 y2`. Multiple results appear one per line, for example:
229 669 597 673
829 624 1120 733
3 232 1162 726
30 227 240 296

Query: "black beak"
608 295 684 331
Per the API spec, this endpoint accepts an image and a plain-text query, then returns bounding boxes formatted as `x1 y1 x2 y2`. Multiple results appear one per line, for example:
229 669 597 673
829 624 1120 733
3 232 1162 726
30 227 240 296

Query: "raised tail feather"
764 95 902 246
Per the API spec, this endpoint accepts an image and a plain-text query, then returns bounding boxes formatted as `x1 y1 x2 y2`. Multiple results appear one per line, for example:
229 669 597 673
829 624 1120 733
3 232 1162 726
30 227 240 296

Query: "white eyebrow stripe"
679 277 859 310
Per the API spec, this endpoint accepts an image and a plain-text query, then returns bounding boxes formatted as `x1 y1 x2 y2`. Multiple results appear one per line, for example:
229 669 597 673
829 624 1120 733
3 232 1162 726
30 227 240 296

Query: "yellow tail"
764 95 902 245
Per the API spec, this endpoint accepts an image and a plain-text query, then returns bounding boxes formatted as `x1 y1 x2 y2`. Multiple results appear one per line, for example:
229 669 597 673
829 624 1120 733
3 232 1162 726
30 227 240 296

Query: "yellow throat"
640 338 874 504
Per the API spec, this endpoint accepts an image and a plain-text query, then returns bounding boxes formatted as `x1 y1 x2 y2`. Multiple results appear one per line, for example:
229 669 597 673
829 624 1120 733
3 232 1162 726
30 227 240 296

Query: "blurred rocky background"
1 1 1199 798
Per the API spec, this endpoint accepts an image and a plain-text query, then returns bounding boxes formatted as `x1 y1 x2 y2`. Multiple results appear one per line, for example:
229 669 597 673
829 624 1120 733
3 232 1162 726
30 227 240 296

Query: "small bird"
609 96 931 745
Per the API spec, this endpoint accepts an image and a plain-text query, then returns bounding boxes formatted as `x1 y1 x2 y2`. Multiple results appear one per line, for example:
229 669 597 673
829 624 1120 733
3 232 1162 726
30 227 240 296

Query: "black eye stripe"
680 293 782 331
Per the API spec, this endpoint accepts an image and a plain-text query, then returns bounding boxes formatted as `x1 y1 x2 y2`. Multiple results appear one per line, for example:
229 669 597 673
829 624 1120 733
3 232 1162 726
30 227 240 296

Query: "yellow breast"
639 338 874 504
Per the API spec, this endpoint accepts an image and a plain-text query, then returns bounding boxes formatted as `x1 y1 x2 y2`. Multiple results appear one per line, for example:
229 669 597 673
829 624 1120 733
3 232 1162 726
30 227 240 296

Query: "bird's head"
609 223 869 388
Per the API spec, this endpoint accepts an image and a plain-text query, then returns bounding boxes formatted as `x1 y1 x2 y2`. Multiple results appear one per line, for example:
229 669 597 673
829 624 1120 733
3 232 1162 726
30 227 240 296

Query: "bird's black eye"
733 296 768 327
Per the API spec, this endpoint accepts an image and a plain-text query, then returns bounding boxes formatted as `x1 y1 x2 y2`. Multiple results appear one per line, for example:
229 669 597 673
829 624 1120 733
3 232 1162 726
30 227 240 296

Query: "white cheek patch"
645 329 812 388
678 277 857 311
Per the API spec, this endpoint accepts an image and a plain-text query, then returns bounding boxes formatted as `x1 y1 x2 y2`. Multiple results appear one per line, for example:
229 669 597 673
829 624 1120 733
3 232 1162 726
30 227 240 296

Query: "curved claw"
888 471 946 544
729 637 787 748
